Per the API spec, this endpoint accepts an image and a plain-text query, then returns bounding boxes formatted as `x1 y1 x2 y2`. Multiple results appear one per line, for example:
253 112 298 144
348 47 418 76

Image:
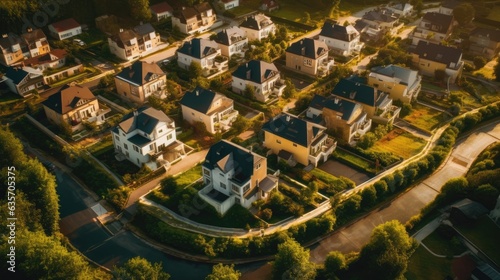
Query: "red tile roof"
150 2 173 14
50 18 81 33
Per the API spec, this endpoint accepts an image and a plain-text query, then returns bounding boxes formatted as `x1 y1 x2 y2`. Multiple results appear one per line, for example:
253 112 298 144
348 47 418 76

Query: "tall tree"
324 251 347 278
206 264 241 280
128 0 151 22
114 257 170 280
272 238 317 280
453 3 475 26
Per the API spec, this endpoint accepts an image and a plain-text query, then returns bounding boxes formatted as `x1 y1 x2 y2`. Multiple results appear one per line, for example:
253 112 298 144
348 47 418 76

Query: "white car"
73 39 85 46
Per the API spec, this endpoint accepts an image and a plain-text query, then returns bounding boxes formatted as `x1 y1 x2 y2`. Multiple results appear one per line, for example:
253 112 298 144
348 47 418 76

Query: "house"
285 38 334 77
180 86 238 134
263 113 336 167
172 2 216 34
231 59 286 102
42 84 110 132
108 23 160 61
360 9 401 37
198 140 278 215
332 76 401 125
386 2 413 18
450 198 488 226
411 12 455 45
439 0 461 15
260 0 279 12
469 27 500 60
177 38 228 77
114 61 167 104
213 26 248 58
48 18 82 40
150 2 173 22
307 94 372 145
239 14 276 41
111 107 183 169
0 33 25 66
2 66 45 97
410 41 464 83
218 0 239 10
23 49 67 71
20 28 50 58
368 65 422 103
319 21 364 56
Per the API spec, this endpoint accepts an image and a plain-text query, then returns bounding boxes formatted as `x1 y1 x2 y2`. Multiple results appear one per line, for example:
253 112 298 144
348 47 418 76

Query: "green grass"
190 203 261 228
174 165 202 189
94 147 140 177
405 246 453 280
421 230 467 256
332 148 375 174
486 6 500 21
87 134 113 155
456 216 500 266
403 103 450 132
473 59 497 80
369 129 427 159
270 1 329 26
49 71 92 88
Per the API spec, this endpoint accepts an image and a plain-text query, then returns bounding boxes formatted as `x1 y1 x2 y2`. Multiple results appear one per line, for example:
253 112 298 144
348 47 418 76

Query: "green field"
405 246 453 280
403 103 450 133
369 129 427 159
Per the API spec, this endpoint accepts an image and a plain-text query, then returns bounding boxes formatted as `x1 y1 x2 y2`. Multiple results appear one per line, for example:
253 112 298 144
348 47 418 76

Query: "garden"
368 129 427 159
403 103 452 133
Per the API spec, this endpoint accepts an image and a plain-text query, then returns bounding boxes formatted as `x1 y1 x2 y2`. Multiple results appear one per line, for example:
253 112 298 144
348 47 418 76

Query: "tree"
358 220 417 280
473 56 487 69
361 185 377 208
188 61 203 80
434 69 447 81
114 256 170 280
273 238 317 280
357 132 377 149
128 0 151 21
453 3 475 26
495 56 500 82
206 264 241 280
324 251 347 277
244 84 256 100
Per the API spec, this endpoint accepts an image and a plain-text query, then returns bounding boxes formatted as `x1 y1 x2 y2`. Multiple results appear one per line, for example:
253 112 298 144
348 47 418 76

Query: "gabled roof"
5 67 30 84
133 23 155 36
370 65 419 86
412 41 462 66
470 27 500 42
23 49 67 67
240 14 274 31
362 10 398 23
309 94 358 121
263 113 325 147
332 77 377 106
116 61 164 86
21 29 47 44
180 86 218 114
421 12 454 33
286 38 328 59
0 33 22 52
117 107 173 134
214 26 246 46
49 18 81 32
110 29 137 48
173 2 212 23
232 59 279 84
42 84 95 114
320 21 359 42
177 38 219 59
150 2 173 14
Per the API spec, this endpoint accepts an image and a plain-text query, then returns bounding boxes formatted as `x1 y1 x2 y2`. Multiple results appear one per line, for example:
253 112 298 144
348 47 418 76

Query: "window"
220 173 225 178
149 144 154 150
115 135 119 141
303 58 312 67
167 133 173 140
232 184 239 192
133 145 139 152
204 169 210 176
276 139 281 144
256 163 261 169
243 184 250 193
221 183 227 190
124 143 128 150
159 129 163 133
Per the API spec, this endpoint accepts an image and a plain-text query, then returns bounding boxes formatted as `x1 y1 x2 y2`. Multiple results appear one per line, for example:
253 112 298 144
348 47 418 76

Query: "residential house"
218 0 239 10
114 61 167 104
231 59 286 102
213 26 248 58
239 14 276 41
260 0 279 12
20 28 50 58
177 38 228 77
198 140 278 215
360 9 401 37
42 84 110 132
108 23 160 61
285 38 334 77
319 21 364 56
439 0 461 15
368 65 422 103
180 86 238 134
0 33 25 66
2 66 45 97
469 27 500 60
172 2 216 34
410 41 464 83
307 94 372 145
111 107 183 169
332 76 401 125
386 2 413 18
411 12 454 45
48 18 82 40
150 2 173 22
23 49 67 71
263 113 336 167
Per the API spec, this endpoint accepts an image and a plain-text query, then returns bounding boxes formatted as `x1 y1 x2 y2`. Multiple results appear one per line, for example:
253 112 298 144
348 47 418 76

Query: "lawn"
421 230 467 257
369 129 427 159
174 164 202 189
473 59 498 80
456 216 500 266
403 103 451 133
94 146 140 177
332 148 376 174
270 1 330 27
405 246 453 280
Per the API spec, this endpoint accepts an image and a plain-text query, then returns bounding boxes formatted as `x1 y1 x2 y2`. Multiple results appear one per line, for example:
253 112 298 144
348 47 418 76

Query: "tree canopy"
114 257 170 280
453 3 475 26
205 264 241 280
272 238 317 280
128 0 151 21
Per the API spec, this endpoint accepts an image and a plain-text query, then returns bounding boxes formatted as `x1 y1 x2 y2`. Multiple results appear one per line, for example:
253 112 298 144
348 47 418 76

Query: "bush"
361 186 377 209
259 208 273 221
473 56 487 69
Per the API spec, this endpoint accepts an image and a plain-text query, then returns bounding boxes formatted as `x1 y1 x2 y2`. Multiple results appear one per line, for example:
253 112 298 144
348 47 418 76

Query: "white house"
386 2 413 18
48 18 82 40
218 0 239 10
108 23 161 61
319 21 364 56
150 2 173 22
172 2 217 34
213 26 248 58
2 66 45 97
177 38 227 77
239 14 276 41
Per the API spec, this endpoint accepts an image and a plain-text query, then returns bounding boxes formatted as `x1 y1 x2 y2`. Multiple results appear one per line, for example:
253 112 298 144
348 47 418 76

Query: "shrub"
473 56 487 69
361 186 377 208
260 208 273 221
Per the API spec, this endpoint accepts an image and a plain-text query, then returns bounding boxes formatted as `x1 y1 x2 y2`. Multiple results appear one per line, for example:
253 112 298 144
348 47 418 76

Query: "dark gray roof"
470 27 500 42
133 23 155 36
214 26 246 46
232 59 279 84
451 198 488 219
441 0 461 9
263 113 325 147
116 61 164 86
286 38 328 59
421 12 454 33
42 84 95 114
332 77 377 106
319 21 359 42
362 10 398 23
117 107 173 134
240 14 273 30
177 38 219 59
5 67 29 84
180 86 217 114
277 149 294 160
309 94 357 121
370 65 418 86
412 41 462 66
0 33 22 52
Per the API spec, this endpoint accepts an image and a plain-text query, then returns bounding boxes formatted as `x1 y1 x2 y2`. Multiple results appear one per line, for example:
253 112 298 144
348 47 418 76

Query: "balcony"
309 136 337 166
198 183 236 215
374 105 401 124
272 79 286 96
217 109 239 131
357 119 372 135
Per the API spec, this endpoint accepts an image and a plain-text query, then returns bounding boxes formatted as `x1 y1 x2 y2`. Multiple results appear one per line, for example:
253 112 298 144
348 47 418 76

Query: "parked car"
42 161 56 173
73 38 86 46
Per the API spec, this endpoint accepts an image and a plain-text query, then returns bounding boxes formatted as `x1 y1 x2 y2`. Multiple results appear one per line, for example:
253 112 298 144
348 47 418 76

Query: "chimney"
301 47 305 56
119 28 124 33
133 110 139 116
27 28 33 33
285 115 290 122
182 6 185 10
334 98 339 104
195 90 199 96
139 21 143 25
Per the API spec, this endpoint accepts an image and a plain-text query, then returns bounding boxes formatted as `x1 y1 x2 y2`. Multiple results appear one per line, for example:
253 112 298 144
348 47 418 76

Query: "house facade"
368 65 422 103
386 2 413 18
172 2 216 34
108 23 160 61
285 38 334 77
198 140 278 215
231 59 286 102
21 29 51 58
260 0 279 12
214 26 248 58
0 34 26 66
263 113 336 167
319 21 364 56
218 0 239 10
411 12 454 45
180 86 238 134
111 107 179 168
469 27 500 60
360 9 401 36
410 41 464 83
23 49 67 71
307 94 372 145
114 61 167 104
2 66 45 97
48 18 82 40
177 38 228 77
239 14 276 41
150 2 173 22
42 84 109 132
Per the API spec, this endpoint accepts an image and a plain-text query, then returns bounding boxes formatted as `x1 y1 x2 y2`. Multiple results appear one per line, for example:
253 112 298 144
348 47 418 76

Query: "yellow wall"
114 77 145 104
264 131 309 166
412 54 446 77
367 76 407 102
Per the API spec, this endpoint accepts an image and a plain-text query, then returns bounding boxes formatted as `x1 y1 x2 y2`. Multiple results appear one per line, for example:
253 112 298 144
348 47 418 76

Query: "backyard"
405 246 453 280
403 103 451 133
456 216 500 266
369 129 427 159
